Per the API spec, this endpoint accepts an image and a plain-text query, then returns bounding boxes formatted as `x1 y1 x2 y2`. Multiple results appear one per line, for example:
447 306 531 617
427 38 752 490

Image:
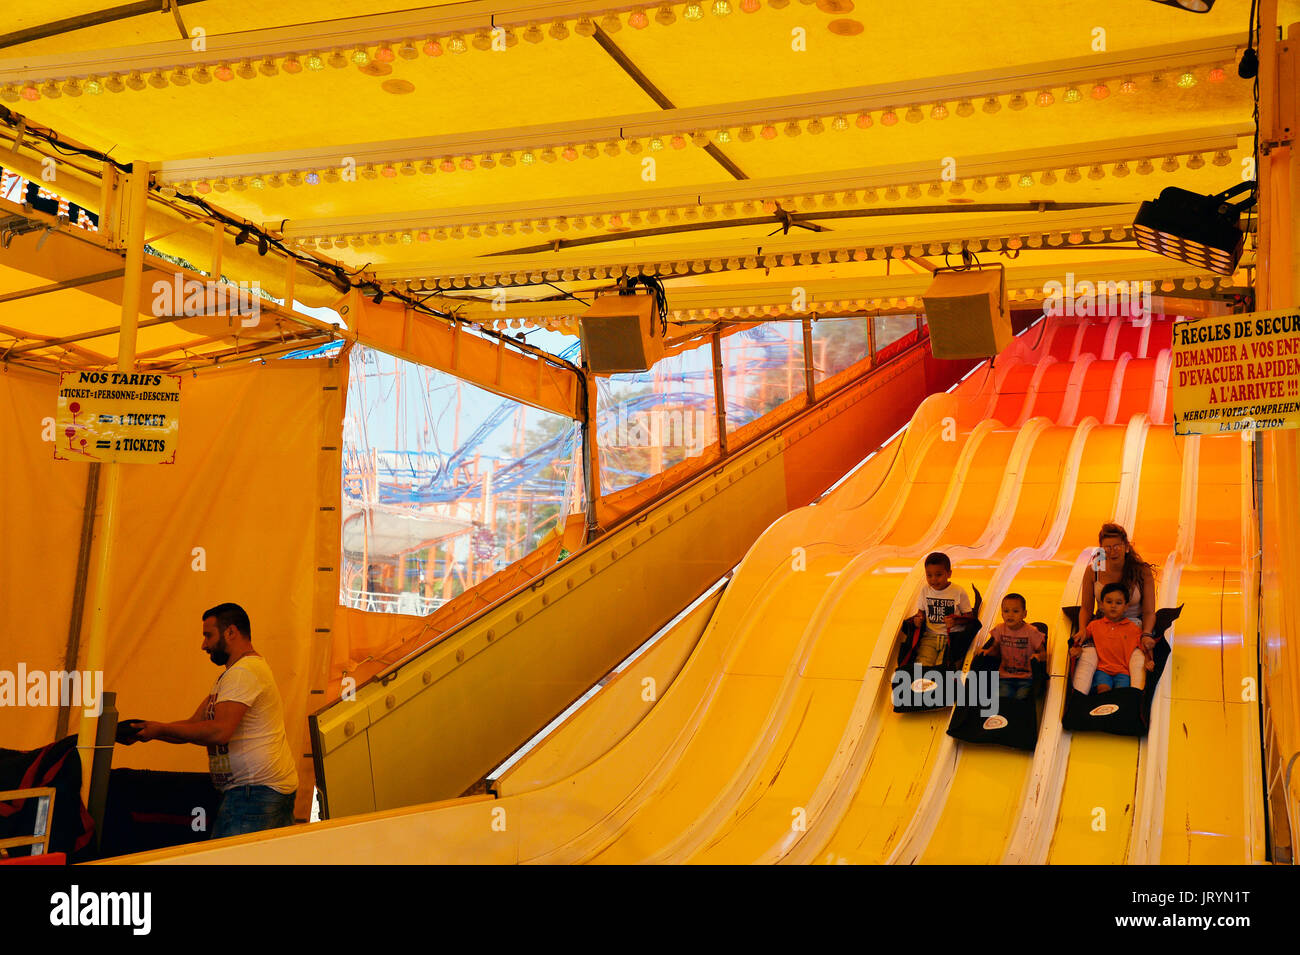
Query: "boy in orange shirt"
1072 581 1154 693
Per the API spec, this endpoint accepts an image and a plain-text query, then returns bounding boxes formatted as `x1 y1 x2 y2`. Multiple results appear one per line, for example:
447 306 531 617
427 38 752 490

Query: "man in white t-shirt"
131 603 298 839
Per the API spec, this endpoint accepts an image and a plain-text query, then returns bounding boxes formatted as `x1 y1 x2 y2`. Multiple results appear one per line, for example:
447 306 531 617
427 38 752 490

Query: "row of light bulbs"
288 148 1235 253
141 65 1233 194
404 228 1141 290
466 272 1247 332
0 0 849 101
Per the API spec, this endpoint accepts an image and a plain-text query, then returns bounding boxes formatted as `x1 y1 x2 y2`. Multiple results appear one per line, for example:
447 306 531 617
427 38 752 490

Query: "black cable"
1246 0 1261 250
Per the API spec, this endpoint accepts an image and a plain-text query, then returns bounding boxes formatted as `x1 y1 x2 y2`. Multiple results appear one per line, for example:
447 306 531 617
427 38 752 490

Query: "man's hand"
1069 645 1082 659
1140 636 1156 652
127 703 248 746
133 720 164 742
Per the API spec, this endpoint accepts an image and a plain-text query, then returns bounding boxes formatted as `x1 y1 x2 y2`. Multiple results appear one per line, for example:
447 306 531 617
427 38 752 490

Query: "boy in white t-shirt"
911 551 976 667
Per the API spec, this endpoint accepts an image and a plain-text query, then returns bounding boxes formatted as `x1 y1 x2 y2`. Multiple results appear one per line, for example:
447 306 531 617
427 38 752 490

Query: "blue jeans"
211 785 296 840
1093 671 1131 692
999 676 1033 700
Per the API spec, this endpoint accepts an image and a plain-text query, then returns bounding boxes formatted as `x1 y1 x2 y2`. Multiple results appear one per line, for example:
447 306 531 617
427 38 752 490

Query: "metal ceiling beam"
148 35 1246 185
589 25 748 182
369 204 1145 282
0 1 203 51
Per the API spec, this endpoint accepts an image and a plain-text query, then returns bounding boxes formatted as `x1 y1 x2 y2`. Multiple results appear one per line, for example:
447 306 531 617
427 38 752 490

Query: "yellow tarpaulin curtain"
0 358 342 821
0 364 88 745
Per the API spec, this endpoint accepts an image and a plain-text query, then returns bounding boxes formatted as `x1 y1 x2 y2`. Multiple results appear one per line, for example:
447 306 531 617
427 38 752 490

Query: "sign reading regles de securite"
54 371 180 464
1171 309 1300 436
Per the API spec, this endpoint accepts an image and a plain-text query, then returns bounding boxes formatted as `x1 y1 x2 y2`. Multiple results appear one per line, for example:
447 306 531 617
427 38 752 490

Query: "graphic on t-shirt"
998 628 1042 677
918 585 972 638
924 596 957 625
205 691 233 789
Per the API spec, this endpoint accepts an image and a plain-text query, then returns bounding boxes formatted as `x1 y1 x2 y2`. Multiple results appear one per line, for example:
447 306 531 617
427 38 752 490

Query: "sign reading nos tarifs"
1171 309 1300 436
54 371 181 464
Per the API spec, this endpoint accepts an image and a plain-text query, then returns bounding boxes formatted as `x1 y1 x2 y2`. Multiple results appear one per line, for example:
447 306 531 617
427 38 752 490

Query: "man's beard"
208 638 230 666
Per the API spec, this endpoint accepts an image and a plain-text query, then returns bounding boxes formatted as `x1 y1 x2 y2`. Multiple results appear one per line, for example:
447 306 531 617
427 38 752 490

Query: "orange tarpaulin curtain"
348 295 581 420
0 359 342 822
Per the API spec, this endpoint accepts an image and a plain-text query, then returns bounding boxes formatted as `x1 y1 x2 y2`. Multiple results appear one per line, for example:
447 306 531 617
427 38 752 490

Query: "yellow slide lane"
1043 424 1180 864
1157 435 1265 863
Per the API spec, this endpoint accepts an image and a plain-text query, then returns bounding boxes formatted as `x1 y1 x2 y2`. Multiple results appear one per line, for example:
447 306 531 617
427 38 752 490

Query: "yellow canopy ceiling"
0 0 1290 341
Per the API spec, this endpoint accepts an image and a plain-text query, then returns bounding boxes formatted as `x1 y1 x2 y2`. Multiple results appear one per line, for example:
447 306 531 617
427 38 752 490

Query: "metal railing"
340 589 446 616
0 787 56 857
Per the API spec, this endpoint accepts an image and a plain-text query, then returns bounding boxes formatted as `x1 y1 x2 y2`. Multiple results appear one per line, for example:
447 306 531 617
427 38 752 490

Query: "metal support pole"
76 161 148 805
580 358 601 543
801 317 817 403
87 692 118 854
867 313 877 361
56 463 100 739
711 333 728 455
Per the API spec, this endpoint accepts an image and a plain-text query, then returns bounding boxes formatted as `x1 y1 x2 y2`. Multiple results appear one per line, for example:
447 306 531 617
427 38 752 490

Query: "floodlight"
1132 182 1253 276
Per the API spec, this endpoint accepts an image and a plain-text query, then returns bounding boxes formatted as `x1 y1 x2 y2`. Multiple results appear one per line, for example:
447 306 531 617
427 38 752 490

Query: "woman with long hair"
1071 523 1157 693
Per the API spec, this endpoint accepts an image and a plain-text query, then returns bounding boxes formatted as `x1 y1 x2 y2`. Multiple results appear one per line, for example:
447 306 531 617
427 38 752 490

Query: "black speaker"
580 291 664 374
